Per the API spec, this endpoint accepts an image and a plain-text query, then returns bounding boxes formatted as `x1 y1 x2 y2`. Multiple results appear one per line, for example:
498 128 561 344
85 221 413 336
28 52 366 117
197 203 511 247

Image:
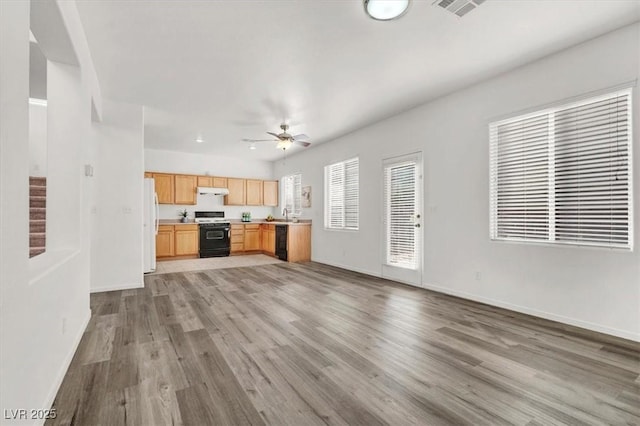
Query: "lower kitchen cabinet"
261 224 275 254
231 223 307 261
157 224 199 258
230 224 244 253
156 225 175 257
174 225 199 255
244 224 261 251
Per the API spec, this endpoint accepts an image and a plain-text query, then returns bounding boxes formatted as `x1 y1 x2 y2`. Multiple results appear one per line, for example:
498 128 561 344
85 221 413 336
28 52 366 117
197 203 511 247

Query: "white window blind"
384 160 418 269
325 157 359 230
282 173 302 216
490 89 632 249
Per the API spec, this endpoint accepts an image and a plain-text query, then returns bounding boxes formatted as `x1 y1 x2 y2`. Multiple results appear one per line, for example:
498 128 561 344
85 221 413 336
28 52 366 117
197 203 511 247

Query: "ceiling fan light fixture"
195 136 204 143
364 0 410 21
249 143 256 150
276 140 293 150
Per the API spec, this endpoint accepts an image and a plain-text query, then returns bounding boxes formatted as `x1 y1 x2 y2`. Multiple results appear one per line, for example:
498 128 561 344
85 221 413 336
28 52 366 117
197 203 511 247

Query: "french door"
382 152 423 286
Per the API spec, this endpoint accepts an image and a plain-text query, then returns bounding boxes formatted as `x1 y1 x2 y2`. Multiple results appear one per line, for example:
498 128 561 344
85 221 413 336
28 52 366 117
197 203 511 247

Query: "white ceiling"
76 0 640 161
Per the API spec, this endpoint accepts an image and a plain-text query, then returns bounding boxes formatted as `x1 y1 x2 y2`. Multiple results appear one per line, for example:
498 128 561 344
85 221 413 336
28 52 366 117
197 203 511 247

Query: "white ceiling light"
195 136 204 143
276 140 293 150
249 143 256 150
364 0 410 21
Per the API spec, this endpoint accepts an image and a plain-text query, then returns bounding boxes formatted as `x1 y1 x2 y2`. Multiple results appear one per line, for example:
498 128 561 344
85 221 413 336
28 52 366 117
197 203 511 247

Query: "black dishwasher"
275 225 288 261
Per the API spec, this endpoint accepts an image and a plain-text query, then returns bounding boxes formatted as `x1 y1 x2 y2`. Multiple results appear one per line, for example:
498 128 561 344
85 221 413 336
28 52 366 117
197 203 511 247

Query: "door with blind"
382 153 423 286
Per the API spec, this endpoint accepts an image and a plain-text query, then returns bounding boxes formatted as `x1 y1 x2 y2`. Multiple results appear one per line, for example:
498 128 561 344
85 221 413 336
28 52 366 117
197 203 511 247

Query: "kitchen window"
282 173 302 216
325 157 359 230
489 89 633 249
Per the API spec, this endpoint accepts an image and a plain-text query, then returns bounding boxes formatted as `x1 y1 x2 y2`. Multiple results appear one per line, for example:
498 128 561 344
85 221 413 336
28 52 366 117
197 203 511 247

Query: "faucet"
282 208 289 222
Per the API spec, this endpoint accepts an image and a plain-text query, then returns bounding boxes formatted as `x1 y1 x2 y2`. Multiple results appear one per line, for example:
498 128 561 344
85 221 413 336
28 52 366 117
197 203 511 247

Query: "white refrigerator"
143 178 158 273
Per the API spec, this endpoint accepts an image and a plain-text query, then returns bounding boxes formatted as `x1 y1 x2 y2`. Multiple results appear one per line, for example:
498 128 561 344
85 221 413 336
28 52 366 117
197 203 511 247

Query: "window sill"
490 238 632 252
324 227 359 232
29 247 80 285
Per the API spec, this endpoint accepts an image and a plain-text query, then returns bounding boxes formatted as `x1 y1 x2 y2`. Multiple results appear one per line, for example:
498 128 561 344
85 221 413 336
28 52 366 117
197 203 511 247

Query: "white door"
382 152 423 286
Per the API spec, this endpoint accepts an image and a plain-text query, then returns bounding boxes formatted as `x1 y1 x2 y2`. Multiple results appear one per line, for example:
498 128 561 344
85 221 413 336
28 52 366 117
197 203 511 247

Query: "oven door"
199 226 230 257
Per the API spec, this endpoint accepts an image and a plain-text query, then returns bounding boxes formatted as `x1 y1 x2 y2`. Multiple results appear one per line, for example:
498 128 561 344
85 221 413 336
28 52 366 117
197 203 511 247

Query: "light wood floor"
48 262 639 425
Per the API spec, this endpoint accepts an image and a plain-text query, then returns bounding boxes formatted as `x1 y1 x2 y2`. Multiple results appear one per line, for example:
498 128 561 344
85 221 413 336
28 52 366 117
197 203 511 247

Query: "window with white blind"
490 89 633 249
282 173 302 216
325 157 359 230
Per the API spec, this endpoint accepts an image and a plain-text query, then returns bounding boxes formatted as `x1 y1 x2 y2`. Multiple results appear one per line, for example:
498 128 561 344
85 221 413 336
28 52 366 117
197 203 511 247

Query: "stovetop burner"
194 211 227 224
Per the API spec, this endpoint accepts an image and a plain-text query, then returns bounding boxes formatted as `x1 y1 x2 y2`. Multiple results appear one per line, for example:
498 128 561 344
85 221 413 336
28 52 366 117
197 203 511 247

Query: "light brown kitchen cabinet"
174 175 197 205
263 181 278 207
230 224 244 253
213 177 227 188
156 225 175 257
197 176 213 187
153 173 174 204
246 179 263 206
244 224 261 251
174 225 199 255
225 178 246 205
286 225 312 263
260 224 275 254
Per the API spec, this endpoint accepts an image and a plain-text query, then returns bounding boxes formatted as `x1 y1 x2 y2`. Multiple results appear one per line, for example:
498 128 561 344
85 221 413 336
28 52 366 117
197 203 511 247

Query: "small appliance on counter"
195 211 230 257
241 212 252 222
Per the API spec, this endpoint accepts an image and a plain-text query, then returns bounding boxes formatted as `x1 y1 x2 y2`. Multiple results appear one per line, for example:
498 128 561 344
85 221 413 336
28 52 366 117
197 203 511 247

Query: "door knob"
415 223 421 228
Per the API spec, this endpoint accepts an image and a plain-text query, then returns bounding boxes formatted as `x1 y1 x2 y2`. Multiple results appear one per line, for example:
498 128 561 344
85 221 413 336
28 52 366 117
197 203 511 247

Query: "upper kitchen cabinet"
213 177 227 188
225 178 246 205
263 180 278 207
144 172 153 178
197 176 213 187
174 174 197 205
153 173 174 204
246 179 263 206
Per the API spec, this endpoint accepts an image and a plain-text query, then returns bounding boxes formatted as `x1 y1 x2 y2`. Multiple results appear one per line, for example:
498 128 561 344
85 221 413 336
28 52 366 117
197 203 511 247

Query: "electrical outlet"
122 206 132 214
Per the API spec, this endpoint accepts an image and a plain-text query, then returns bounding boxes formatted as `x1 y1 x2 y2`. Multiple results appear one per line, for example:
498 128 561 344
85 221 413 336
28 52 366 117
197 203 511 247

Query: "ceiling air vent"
434 0 485 17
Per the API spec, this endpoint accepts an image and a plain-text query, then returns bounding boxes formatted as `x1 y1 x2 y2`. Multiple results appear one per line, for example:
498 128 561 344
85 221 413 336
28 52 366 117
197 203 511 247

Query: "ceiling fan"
243 124 311 150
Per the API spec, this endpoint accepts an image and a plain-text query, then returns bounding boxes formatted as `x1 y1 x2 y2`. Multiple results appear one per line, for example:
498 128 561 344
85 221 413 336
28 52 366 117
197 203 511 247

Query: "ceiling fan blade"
294 140 311 147
292 133 310 141
242 138 278 142
266 132 283 140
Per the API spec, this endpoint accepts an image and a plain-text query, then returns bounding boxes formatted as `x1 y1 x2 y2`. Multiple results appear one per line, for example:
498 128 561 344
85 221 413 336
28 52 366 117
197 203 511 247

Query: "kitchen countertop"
158 219 198 225
159 219 311 226
231 221 311 226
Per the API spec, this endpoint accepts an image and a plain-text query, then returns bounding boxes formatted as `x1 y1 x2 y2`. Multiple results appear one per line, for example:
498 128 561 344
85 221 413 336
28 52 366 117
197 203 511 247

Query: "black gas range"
195 211 230 257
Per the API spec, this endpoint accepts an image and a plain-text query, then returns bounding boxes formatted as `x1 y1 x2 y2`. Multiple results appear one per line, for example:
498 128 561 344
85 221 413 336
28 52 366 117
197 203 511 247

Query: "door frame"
381 151 424 287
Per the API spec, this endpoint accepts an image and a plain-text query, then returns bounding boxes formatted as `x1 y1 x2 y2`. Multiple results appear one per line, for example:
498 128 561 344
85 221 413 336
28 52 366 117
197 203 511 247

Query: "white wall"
90 100 144 292
145 148 275 220
28 102 47 177
0 1 100 423
274 23 640 341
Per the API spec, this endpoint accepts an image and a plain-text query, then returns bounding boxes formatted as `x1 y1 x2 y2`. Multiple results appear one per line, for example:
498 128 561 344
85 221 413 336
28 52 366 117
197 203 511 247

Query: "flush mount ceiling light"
195 137 204 143
364 0 410 21
249 143 256 150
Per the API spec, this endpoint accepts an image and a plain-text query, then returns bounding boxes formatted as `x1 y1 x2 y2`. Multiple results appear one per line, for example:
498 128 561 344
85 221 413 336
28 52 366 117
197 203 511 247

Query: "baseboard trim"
420 281 640 343
41 308 91 420
90 282 143 293
313 259 381 279
312 260 639 343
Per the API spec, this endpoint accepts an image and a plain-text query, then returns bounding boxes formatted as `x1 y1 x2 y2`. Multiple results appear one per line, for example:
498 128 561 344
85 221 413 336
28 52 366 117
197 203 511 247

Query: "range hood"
197 187 229 196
